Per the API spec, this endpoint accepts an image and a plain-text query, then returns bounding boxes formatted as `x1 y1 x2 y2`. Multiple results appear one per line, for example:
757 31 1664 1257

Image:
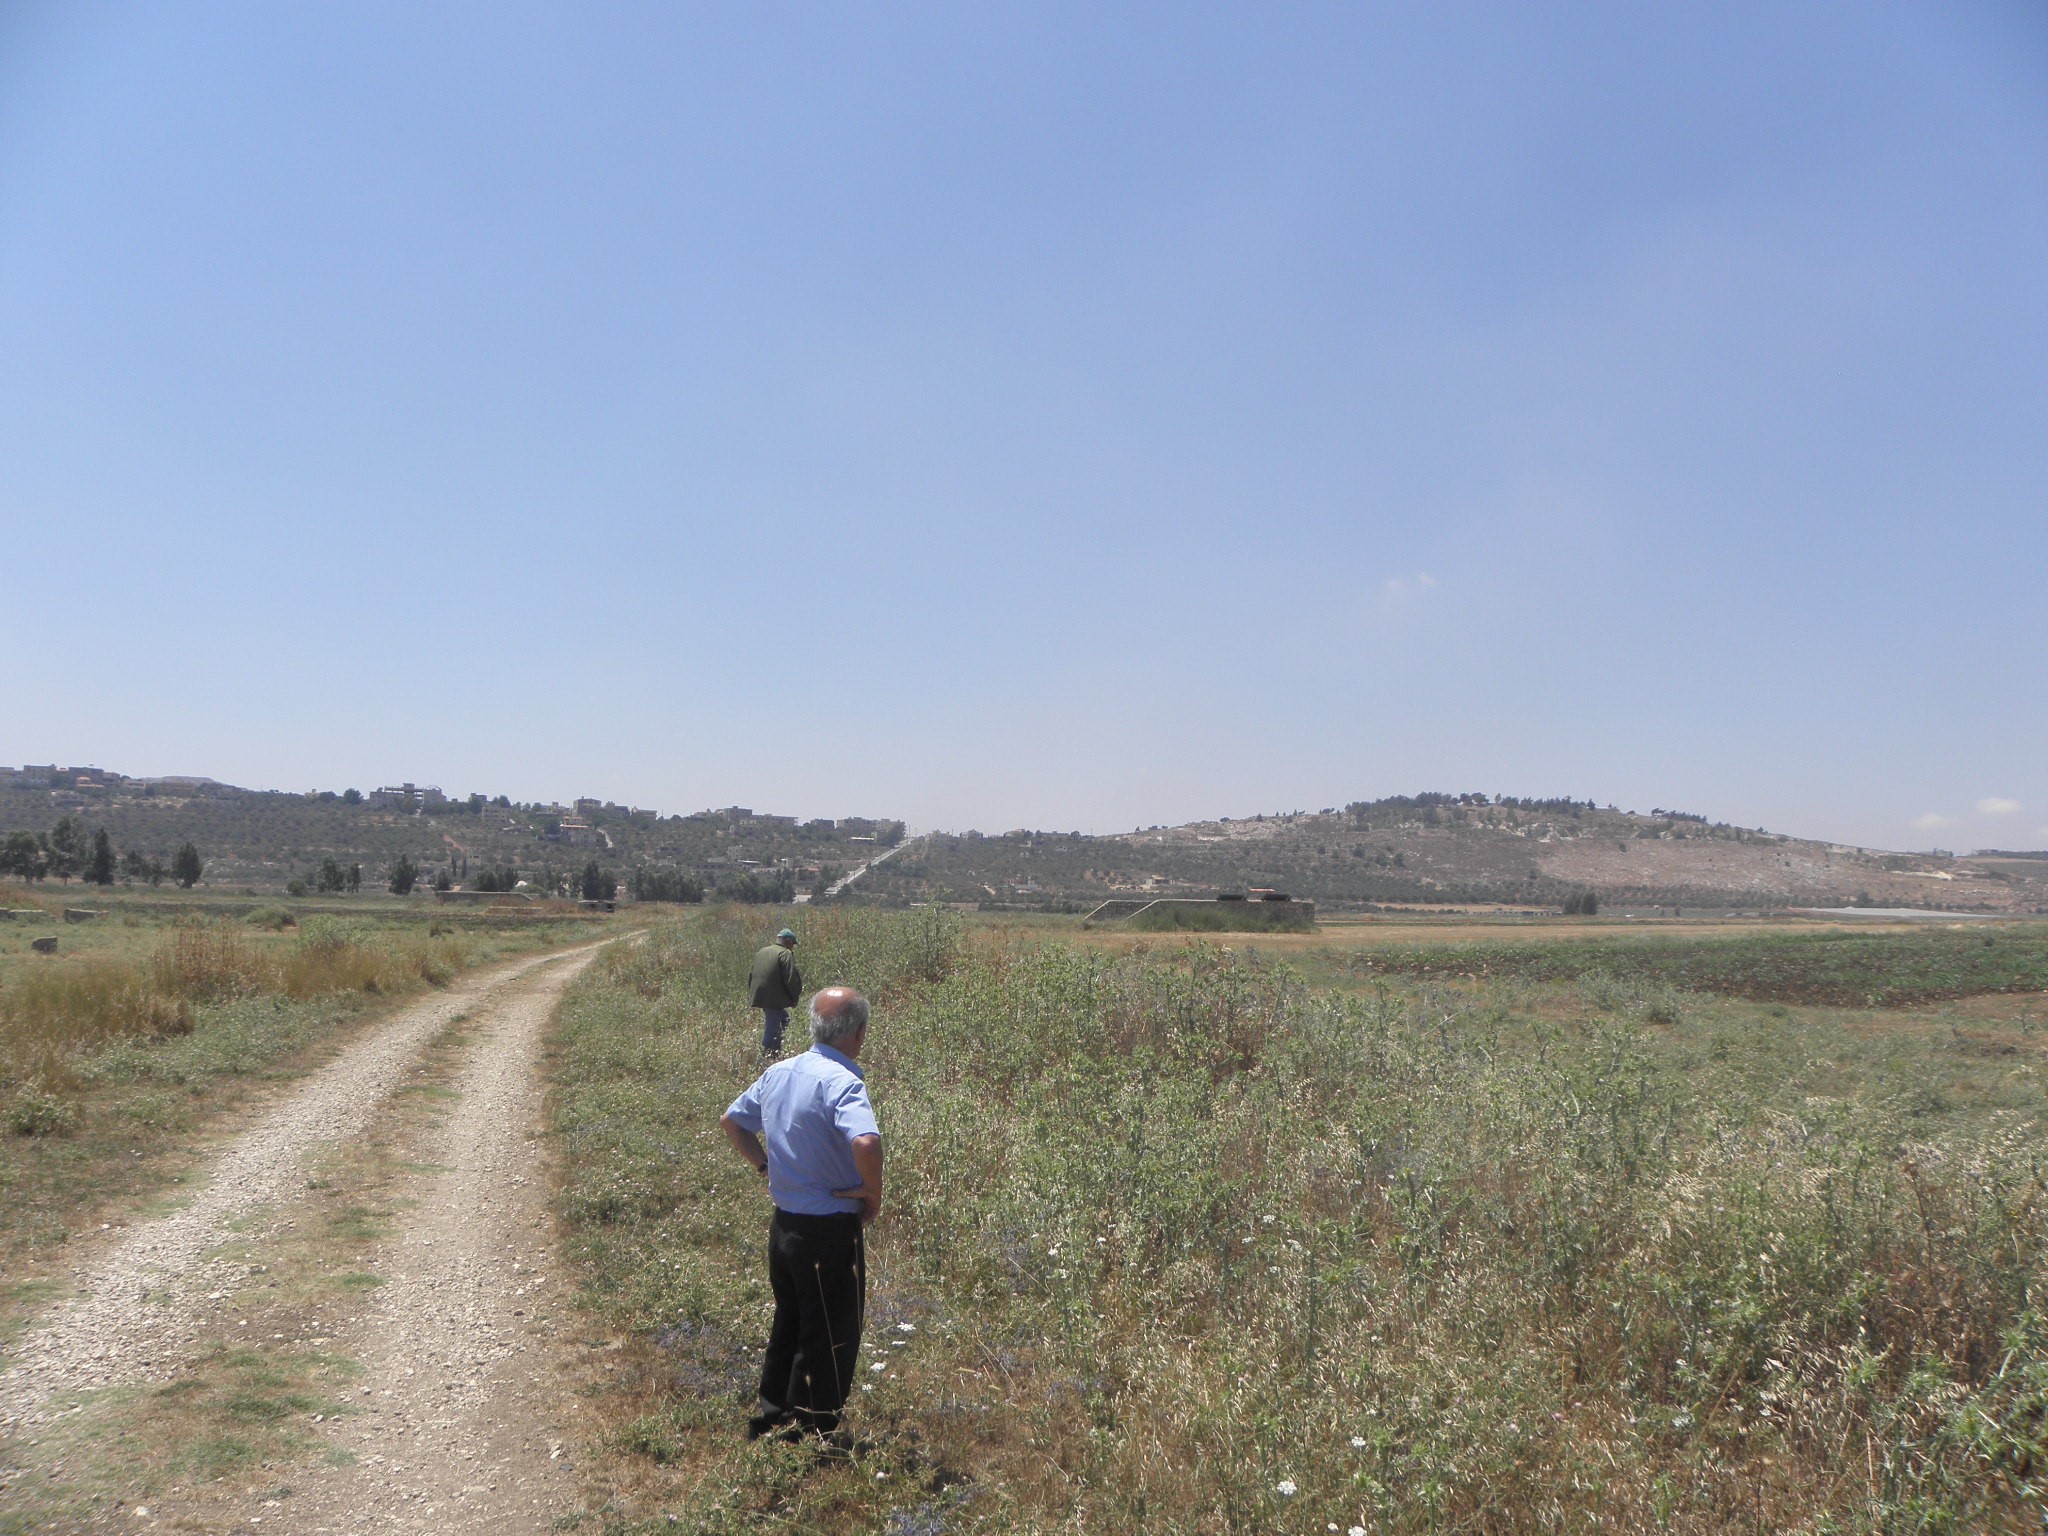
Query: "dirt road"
0 938 616 1532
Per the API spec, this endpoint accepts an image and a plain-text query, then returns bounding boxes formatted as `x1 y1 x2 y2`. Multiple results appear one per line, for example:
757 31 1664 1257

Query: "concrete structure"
1082 895 1316 930
369 783 445 811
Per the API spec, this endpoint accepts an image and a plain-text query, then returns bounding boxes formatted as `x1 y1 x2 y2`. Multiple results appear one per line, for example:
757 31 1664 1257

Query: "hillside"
7 770 2041 913
0 766 902 897
854 794 2048 914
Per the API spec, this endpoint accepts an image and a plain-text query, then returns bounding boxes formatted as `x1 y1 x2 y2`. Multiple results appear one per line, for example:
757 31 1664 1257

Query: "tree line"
1 816 202 887
3 817 812 909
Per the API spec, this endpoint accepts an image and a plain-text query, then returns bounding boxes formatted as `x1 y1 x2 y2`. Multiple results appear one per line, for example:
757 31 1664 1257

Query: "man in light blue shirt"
720 986 883 1441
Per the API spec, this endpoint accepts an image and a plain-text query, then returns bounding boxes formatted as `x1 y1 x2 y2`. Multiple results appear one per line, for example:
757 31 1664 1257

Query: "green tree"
172 842 203 888
388 854 419 896
715 870 796 904
346 863 362 893
84 828 116 886
47 817 85 883
316 855 348 894
581 861 616 901
628 867 702 903
341 788 364 805
0 831 46 880
121 850 166 886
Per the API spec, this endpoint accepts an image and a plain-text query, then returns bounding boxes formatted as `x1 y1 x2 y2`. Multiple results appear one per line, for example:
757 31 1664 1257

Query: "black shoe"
746 1411 793 1441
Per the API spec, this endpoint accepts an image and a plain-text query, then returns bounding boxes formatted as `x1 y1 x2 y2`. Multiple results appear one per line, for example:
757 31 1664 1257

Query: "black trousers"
761 1209 865 1430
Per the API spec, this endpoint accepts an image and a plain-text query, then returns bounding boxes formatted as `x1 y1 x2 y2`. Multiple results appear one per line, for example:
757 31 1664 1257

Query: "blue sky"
2 3 2043 848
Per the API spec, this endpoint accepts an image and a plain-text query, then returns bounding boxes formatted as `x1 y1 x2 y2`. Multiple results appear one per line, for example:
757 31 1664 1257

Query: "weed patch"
553 912 2048 1533
1339 923 2048 1006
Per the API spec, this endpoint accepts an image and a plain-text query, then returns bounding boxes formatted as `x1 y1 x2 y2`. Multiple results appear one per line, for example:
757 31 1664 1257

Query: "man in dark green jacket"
749 928 802 1056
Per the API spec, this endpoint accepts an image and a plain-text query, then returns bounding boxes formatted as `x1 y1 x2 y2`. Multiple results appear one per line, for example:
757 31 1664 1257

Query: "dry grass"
0 960 193 1085
278 929 463 999
149 920 272 1000
1 921 479 1094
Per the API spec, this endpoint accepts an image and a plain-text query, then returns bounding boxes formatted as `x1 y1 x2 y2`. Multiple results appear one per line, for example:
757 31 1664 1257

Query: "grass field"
1322 923 2048 1007
0 884 604 1289
550 908 2048 1534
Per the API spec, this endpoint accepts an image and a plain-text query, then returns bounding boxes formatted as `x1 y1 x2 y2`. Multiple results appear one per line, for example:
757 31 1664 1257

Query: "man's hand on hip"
835 1132 884 1224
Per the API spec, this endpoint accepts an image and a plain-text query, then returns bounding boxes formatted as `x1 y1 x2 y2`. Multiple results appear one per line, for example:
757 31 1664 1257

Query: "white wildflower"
1275 1478 1297 1496
1349 1435 1367 1448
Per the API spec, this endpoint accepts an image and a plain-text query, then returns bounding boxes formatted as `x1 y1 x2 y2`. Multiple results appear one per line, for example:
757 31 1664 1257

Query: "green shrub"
8 1084 80 1137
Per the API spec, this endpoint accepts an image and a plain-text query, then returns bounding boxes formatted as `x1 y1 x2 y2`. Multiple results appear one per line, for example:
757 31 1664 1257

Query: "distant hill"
7 769 2041 913
853 794 2048 914
0 766 902 898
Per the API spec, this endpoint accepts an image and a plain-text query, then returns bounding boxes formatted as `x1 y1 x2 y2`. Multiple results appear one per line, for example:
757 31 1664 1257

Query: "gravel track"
0 939 611 1476
271 941 607 1532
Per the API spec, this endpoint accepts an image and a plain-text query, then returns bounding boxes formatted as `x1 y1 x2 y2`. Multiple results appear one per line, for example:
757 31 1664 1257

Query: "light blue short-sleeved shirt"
724 1043 880 1217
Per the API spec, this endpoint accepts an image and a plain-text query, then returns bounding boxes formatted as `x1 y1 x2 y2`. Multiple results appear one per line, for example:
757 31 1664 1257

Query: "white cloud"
1382 572 1440 595
1912 812 1957 831
1976 797 2021 815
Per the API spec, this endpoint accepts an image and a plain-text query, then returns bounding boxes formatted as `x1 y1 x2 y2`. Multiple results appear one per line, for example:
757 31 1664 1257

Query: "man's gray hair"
809 989 869 1047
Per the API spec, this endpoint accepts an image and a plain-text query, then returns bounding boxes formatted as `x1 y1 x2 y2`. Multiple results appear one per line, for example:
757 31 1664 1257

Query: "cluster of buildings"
1 765 223 796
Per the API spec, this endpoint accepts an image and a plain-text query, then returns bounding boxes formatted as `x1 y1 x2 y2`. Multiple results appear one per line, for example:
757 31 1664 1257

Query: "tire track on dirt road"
0 939 612 1437
262 937 607 1532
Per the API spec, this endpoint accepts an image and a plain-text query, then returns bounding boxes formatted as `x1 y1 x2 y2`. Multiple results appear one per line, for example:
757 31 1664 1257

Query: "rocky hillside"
855 794 2048 913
